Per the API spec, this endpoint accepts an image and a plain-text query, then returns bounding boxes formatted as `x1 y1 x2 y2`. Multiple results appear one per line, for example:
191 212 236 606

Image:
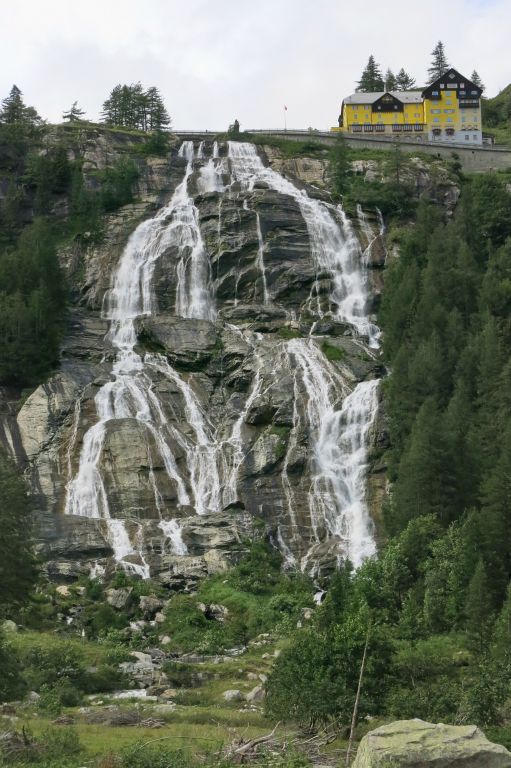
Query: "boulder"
352 719 511 768
106 587 132 609
223 689 245 703
1 620 17 634
139 595 165 617
245 684 265 703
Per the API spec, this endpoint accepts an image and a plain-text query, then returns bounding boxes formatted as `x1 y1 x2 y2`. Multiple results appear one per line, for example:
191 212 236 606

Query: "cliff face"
1 134 389 588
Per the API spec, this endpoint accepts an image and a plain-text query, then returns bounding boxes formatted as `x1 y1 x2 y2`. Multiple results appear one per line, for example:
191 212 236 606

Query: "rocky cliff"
1 134 389 587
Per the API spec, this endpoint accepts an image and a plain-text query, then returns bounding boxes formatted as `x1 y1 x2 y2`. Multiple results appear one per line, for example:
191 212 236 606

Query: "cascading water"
227 142 380 348
174 142 216 320
65 142 220 575
65 138 382 578
285 339 377 570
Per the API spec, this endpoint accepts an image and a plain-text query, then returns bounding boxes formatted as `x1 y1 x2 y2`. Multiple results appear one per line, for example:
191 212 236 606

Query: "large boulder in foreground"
352 719 511 768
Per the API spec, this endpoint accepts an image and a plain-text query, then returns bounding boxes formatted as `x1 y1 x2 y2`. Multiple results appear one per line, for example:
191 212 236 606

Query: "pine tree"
0 85 25 123
384 68 397 92
395 68 417 91
62 101 85 122
471 70 485 93
427 41 450 83
0 451 37 612
389 398 458 533
101 83 170 131
465 558 493 652
356 56 384 92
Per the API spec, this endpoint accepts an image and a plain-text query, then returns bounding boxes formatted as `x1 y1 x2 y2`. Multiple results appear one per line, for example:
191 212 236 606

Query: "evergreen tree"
389 398 458 533
101 83 171 131
427 41 450 83
0 451 37 613
384 68 397 92
328 134 350 196
395 68 417 91
356 56 384 92
465 559 493 652
479 422 511 606
62 101 85 122
471 70 485 93
0 85 42 129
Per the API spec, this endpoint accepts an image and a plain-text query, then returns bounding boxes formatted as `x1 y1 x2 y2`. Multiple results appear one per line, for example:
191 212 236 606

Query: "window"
431 109 441 113
444 109 455 113
447 117 453 122
446 99 452 105
365 114 369 119
433 117 440 122
465 135 470 140
354 114 358 120
432 90 439 96
414 112 420 117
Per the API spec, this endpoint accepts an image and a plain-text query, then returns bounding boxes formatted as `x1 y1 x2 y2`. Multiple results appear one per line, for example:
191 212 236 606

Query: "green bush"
21 641 86 691
119 744 194 768
38 678 82 715
321 342 345 362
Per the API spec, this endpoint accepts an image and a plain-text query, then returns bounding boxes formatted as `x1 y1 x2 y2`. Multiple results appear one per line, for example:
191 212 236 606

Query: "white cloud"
0 0 508 129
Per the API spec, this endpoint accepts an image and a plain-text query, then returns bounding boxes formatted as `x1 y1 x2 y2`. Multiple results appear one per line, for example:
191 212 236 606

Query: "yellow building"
333 68 483 145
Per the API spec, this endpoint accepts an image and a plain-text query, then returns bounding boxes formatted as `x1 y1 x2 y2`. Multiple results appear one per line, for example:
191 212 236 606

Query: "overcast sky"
1 0 509 130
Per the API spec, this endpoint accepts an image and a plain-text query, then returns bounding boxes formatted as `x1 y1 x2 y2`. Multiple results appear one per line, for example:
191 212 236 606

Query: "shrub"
321 342 345 362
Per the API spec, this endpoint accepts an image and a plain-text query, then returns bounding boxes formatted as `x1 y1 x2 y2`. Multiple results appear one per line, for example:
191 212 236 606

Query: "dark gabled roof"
422 68 483 98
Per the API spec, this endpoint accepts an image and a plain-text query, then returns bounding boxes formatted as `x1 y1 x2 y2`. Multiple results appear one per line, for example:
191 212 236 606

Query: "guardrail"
172 129 509 153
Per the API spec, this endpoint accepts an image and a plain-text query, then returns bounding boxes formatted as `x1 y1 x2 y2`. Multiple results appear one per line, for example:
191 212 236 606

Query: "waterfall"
198 141 226 194
65 139 381 577
227 142 379 347
285 339 377 569
65 142 219 574
174 142 216 320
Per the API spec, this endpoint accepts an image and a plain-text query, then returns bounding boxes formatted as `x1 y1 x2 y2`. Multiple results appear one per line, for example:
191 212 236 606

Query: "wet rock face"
9 138 387 583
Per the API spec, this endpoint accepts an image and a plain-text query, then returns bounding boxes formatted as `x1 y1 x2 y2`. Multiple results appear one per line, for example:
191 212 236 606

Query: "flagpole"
284 106 287 132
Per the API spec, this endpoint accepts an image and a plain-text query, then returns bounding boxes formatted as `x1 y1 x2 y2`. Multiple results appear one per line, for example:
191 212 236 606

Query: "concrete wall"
174 131 511 173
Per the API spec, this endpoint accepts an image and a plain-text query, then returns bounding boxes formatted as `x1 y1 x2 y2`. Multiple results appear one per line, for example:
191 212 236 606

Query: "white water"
159 519 188 556
65 139 380 576
198 141 226 194
65 142 218 574
286 338 377 568
228 142 379 347
174 142 216 320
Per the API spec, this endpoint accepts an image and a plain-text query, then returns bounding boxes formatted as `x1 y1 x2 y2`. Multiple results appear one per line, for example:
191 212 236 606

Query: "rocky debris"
197 603 229 622
352 719 511 768
245 685 265 703
223 689 245 703
52 715 75 725
106 587 132 610
139 596 165 617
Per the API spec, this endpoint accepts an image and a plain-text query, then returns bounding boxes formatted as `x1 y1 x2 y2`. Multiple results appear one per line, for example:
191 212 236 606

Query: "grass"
321 342 346 362
216 132 327 159
18 712 280 759
277 327 302 340
9 630 112 666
